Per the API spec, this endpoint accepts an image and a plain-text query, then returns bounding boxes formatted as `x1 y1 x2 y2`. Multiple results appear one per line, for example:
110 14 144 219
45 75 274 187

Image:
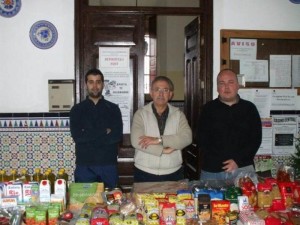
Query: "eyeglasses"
152 88 170 93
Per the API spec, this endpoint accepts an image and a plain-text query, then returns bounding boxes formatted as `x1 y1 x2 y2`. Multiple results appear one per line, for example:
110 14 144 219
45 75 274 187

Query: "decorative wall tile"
0 117 75 181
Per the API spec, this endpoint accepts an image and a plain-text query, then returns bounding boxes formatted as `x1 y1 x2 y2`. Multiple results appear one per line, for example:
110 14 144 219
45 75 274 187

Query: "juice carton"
54 179 66 208
6 181 23 203
23 181 39 203
39 180 51 203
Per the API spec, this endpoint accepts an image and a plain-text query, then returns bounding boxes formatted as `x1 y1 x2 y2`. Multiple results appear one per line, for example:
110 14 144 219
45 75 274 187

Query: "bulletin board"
220 30 300 90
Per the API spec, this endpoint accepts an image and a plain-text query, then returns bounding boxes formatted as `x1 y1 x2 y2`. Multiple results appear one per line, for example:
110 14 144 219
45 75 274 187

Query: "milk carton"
6 182 23 203
23 181 39 203
39 180 51 203
54 179 67 208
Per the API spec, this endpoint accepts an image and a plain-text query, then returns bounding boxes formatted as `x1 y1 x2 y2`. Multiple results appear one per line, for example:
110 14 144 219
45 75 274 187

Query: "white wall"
213 0 300 98
0 0 74 112
0 0 300 112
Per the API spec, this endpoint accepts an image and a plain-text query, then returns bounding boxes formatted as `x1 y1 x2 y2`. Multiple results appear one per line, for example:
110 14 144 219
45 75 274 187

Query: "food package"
69 182 104 212
239 210 265 225
210 200 230 225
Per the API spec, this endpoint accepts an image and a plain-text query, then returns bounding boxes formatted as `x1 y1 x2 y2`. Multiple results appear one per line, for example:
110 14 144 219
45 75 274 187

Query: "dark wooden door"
183 18 203 180
75 3 145 191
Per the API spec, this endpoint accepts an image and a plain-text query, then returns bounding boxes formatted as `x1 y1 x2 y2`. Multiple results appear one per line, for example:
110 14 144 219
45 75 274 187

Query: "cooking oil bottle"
0 169 8 182
32 168 44 183
9 169 19 181
20 168 31 182
46 168 56 194
58 168 69 185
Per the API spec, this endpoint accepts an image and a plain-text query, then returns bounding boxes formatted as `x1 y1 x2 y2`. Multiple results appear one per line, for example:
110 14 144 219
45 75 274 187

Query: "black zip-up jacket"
197 97 262 172
70 96 123 166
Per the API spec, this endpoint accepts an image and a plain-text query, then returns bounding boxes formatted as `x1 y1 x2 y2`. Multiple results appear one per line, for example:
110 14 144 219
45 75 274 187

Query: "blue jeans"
200 165 257 185
75 165 118 189
134 166 184 182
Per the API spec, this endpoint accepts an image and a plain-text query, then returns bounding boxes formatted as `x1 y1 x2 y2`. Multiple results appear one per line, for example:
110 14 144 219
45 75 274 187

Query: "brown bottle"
9 169 19 181
20 168 31 182
0 170 8 182
32 168 44 183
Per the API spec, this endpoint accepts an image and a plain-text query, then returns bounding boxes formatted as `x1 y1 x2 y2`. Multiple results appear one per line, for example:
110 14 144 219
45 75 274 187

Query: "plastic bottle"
46 169 56 194
9 169 19 181
58 168 69 185
32 168 44 183
20 168 31 182
0 169 8 182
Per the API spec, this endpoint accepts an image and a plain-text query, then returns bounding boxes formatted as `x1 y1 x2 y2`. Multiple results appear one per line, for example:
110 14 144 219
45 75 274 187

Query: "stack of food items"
4 167 300 224
0 168 68 224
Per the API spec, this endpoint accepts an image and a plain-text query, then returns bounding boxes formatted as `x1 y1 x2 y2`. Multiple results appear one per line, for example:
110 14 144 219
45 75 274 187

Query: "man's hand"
106 128 111 134
222 159 238 172
162 147 175 154
138 136 160 149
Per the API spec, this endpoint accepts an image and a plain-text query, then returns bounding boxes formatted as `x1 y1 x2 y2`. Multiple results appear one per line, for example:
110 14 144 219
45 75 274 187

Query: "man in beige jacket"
131 76 192 182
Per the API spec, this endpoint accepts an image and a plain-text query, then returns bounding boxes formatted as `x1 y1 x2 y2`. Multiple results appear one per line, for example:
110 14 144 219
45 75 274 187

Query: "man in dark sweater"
197 68 262 182
70 69 123 188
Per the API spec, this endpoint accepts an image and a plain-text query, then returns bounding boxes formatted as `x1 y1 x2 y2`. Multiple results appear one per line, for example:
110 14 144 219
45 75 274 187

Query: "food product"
211 200 230 225
257 182 272 208
198 193 211 222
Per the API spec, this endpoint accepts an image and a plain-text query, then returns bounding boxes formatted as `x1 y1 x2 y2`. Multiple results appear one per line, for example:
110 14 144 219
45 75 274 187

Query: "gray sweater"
131 102 192 175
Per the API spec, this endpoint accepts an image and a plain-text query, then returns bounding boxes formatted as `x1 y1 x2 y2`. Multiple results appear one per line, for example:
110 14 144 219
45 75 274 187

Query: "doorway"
75 0 213 188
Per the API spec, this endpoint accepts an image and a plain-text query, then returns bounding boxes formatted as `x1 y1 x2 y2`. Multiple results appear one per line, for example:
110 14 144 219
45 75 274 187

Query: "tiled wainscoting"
0 113 76 181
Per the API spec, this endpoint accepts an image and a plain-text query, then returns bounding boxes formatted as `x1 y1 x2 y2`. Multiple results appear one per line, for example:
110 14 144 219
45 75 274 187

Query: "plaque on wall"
0 0 22 18
29 20 58 49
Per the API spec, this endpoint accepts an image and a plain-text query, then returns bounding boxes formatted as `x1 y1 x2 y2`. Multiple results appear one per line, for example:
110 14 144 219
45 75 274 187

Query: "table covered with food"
1 165 300 224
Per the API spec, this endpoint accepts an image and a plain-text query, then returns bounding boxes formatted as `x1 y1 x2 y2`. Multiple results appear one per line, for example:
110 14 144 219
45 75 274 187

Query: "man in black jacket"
197 68 262 182
70 68 123 188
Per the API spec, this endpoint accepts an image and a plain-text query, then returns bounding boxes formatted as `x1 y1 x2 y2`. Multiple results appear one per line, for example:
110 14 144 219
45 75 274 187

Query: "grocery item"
257 182 272 208
20 168 31 182
0 170 8 182
32 168 44 183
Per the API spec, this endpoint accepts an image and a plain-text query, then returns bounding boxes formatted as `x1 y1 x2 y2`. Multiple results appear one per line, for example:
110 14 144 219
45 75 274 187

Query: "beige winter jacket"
130 102 192 175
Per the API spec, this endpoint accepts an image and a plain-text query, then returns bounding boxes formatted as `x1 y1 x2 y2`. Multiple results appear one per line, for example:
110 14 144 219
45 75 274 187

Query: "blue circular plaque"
29 20 58 49
289 0 300 3
0 0 22 18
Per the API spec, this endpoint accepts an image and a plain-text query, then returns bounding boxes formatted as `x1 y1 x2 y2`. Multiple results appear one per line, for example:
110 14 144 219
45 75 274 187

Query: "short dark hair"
151 76 174 91
85 69 104 83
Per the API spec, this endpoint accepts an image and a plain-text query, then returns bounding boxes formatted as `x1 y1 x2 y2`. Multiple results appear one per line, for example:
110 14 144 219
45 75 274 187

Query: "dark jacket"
197 97 262 172
70 96 123 166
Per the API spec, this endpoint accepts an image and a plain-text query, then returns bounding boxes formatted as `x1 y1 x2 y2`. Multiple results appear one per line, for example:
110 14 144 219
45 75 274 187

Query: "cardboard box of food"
68 183 104 212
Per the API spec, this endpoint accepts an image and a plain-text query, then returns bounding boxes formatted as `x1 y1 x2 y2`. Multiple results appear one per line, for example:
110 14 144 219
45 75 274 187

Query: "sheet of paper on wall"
99 47 132 134
240 59 268 82
238 89 271 118
269 55 292 87
272 115 298 155
256 118 273 155
292 55 300 87
230 38 257 60
271 89 296 110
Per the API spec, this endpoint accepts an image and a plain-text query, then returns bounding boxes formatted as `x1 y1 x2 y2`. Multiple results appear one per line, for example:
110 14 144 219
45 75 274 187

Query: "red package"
293 181 300 203
159 202 176 225
278 182 294 209
90 206 109 225
265 216 281 225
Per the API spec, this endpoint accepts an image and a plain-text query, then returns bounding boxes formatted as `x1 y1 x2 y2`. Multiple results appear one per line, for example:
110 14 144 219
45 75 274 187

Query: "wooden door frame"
75 0 213 104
